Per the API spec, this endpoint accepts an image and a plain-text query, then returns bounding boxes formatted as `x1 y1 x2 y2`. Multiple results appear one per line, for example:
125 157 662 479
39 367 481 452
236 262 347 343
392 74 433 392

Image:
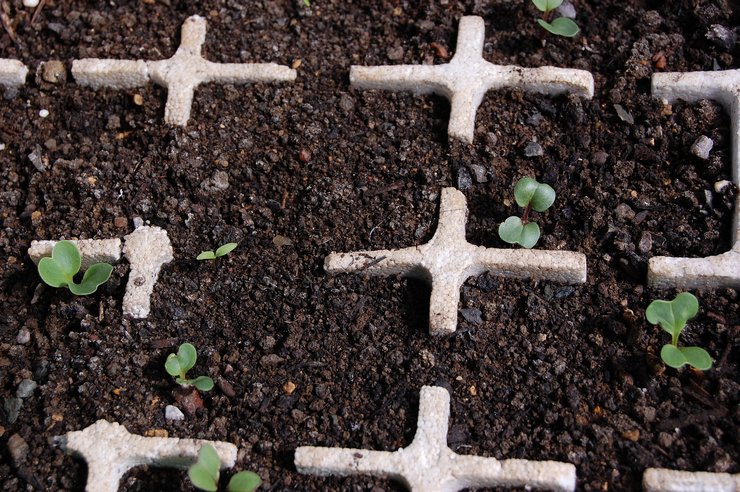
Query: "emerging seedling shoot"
498 177 555 249
531 0 580 37
188 445 261 492
37 240 113 295
165 343 214 391
646 292 712 371
197 242 238 261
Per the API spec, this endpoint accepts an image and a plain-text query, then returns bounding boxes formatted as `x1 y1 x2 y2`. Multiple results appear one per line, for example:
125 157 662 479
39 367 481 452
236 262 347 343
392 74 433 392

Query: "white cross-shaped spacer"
58 420 237 492
650 69 740 289
296 386 576 491
643 468 740 491
351 16 594 143
325 187 586 335
72 15 296 126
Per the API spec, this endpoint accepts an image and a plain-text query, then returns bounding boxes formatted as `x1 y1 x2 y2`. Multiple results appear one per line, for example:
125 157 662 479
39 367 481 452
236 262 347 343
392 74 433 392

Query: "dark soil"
1 0 738 491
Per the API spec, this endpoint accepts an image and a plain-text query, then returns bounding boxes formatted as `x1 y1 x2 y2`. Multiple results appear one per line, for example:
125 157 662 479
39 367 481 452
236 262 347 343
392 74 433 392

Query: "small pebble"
133 217 144 228
133 94 144 105
614 104 634 124
23 0 39 7
468 164 488 183
638 231 653 254
16 328 30 345
556 0 577 19
16 379 37 398
706 25 737 50
299 149 311 162
283 381 297 395
8 434 29 464
456 167 473 190
690 135 713 160
615 203 635 221
41 60 66 84
165 405 185 421
524 141 543 157
39 109 49 118
114 217 127 228
714 180 732 193
593 151 609 165
459 308 483 325
3 398 22 424
216 377 236 398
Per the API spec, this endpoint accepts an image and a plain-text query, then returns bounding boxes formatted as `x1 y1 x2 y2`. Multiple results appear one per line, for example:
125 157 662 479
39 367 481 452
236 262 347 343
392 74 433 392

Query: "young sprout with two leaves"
37 240 113 295
165 343 214 392
197 243 238 261
189 445 261 492
532 0 580 37
646 292 712 371
498 177 555 249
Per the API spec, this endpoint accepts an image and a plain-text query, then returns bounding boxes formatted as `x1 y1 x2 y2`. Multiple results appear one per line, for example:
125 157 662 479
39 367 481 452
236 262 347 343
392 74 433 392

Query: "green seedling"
37 240 113 295
646 292 712 371
197 243 238 261
498 177 555 249
165 343 214 391
188 445 262 492
532 0 580 37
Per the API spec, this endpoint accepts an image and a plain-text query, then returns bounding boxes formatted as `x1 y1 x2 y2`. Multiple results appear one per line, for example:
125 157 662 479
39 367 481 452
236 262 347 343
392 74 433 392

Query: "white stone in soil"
165 405 185 421
296 386 576 492
0 59 28 88
72 15 297 126
325 187 586 335
28 238 122 271
122 226 173 319
690 135 713 159
59 420 237 492
642 468 740 491
650 69 740 289
350 16 594 143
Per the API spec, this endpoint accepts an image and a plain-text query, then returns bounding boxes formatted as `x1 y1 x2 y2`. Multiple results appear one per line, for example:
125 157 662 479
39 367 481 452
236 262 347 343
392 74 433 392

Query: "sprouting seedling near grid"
498 177 555 249
165 343 214 392
188 444 262 492
197 242 238 261
646 292 712 371
37 240 113 295
531 0 580 37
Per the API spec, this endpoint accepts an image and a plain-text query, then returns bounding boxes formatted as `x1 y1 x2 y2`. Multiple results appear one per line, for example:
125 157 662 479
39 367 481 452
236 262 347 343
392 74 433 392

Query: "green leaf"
165 353 182 377
519 222 541 249
498 217 541 248
227 471 262 492
38 257 73 288
513 178 539 208
681 346 712 371
197 251 216 261
215 243 238 257
498 216 524 244
532 0 562 12
198 445 222 477
188 463 218 492
646 292 699 343
69 263 113 295
177 343 198 373
661 344 687 368
537 17 580 37
529 183 556 212
53 241 82 277
191 376 214 392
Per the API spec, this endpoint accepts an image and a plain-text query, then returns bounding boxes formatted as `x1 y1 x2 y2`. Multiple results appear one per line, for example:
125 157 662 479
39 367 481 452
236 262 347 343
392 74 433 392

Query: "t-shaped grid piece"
650 69 740 289
350 16 594 143
296 386 576 491
325 187 586 335
58 420 237 492
72 15 296 126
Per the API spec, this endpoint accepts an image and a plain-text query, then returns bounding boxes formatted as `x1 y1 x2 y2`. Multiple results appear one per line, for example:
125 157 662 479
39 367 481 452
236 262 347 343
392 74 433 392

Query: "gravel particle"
8 434 29 464
40 60 66 84
468 164 488 183
39 109 49 118
216 377 236 398
706 24 736 50
27 145 46 171
524 141 543 157
23 0 39 7
165 405 185 421
714 180 732 193
459 308 483 325
456 166 473 190
690 135 713 159
614 104 634 124
3 397 22 424
387 45 404 61
114 217 128 228
638 231 653 254
615 203 636 221
593 151 608 165
16 328 30 344
16 379 37 398
556 1 577 19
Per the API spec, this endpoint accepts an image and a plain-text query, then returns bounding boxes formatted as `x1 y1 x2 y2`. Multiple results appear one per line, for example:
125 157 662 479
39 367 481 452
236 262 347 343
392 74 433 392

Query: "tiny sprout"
37 240 113 295
188 445 262 492
498 177 555 249
531 0 580 37
197 243 238 261
646 292 712 371
165 343 214 391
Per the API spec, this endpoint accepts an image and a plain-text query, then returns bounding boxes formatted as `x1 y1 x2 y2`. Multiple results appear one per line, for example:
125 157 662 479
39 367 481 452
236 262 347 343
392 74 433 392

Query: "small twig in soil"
30 0 45 25
0 9 18 44
359 255 386 271
368 205 401 243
